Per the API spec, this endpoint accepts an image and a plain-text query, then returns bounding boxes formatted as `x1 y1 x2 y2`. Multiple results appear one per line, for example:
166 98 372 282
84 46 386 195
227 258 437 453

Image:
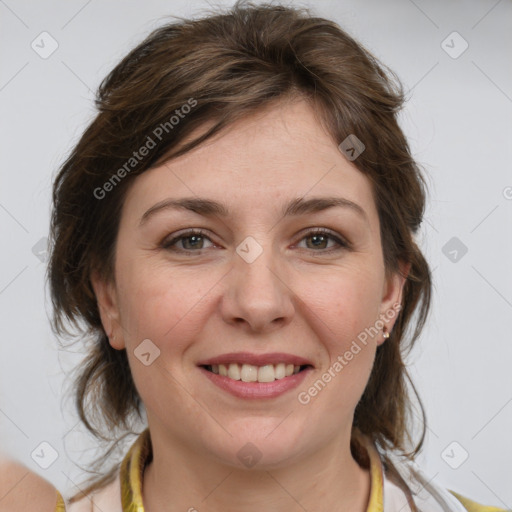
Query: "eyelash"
161 228 350 255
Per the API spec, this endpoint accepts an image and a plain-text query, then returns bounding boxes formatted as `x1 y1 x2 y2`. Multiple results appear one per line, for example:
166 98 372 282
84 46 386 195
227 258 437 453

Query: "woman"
47 1 506 511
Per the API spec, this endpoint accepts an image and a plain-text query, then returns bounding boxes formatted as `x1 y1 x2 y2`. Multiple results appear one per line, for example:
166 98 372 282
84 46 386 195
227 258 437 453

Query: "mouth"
196 352 314 399
201 363 313 383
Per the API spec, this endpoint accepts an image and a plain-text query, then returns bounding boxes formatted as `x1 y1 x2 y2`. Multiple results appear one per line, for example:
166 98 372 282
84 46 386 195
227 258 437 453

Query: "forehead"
122 98 378 227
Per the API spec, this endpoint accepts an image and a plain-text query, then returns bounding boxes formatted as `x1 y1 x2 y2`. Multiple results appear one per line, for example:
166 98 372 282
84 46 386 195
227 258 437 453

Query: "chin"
203 419 308 469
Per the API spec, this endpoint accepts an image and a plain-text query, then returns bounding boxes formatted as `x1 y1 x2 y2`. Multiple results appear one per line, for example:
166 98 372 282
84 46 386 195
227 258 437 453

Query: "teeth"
275 363 286 379
258 364 275 383
228 363 241 380
240 364 258 382
211 363 305 382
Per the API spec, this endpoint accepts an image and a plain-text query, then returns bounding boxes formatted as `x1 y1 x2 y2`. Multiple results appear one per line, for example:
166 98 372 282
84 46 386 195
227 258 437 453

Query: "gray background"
1 0 511 507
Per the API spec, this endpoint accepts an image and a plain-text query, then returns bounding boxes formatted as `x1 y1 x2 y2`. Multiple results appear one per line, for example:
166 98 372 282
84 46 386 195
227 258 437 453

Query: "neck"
142 424 371 512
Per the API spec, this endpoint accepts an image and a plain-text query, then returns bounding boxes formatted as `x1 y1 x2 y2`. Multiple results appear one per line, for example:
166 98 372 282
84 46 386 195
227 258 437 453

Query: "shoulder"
0 458 59 512
449 490 509 512
367 442 508 512
58 473 122 512
52 429 148 512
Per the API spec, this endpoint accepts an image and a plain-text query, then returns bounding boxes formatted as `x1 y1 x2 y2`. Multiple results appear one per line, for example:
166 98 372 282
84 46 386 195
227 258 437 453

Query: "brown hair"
49 0 431 503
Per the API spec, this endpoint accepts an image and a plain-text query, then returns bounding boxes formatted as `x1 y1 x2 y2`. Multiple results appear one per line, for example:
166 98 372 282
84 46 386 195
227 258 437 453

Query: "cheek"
309 263 383 343
115 263 217 415
295 265 382 406
115 257 221 352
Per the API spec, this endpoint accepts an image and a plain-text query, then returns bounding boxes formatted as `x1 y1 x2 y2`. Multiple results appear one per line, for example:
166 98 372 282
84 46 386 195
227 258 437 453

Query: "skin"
93 97 408 512
0 457 58 512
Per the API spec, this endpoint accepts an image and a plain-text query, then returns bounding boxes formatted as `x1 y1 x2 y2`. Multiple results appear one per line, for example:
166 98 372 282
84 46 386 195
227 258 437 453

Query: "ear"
91 271 125 350
377 260 411 346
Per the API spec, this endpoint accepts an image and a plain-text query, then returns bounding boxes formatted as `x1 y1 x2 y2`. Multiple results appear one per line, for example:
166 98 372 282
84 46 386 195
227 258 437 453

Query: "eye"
161 229 215 252
161 227 349 255
295 228 349 252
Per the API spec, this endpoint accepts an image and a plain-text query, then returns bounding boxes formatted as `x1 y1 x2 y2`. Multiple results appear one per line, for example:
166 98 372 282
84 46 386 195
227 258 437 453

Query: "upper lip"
197 352 314 368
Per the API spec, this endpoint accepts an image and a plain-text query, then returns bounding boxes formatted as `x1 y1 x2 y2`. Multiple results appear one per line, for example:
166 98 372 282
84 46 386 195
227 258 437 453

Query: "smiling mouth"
201 363 312 383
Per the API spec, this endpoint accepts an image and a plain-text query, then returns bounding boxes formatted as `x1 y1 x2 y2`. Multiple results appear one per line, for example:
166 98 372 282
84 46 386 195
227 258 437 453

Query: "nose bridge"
235 235 284 299
222 235 294 330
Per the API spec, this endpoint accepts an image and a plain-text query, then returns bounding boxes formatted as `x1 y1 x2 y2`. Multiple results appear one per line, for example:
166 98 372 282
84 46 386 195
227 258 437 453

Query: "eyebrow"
139 196 368 226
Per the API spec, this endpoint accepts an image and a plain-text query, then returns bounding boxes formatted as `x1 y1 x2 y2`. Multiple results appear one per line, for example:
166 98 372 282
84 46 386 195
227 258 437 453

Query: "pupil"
185 235 202 249
309 235 326 248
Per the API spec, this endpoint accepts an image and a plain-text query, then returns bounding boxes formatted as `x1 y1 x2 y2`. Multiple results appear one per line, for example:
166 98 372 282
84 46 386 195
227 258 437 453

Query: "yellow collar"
55 429 504 512
119 428 386 512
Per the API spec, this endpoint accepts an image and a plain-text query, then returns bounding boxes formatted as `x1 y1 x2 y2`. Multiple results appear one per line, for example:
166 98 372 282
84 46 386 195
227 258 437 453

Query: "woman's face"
94 98 406 468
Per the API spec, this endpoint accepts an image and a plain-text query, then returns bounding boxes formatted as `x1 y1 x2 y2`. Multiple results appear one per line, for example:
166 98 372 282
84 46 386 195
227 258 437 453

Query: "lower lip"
198 366 312 399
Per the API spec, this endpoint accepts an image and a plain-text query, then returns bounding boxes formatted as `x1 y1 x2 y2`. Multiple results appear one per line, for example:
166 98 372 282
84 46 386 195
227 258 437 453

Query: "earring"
382 327 390 339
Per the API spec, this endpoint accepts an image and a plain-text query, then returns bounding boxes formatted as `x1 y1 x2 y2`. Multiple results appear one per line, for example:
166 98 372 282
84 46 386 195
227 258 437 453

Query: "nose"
220 243 295 333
